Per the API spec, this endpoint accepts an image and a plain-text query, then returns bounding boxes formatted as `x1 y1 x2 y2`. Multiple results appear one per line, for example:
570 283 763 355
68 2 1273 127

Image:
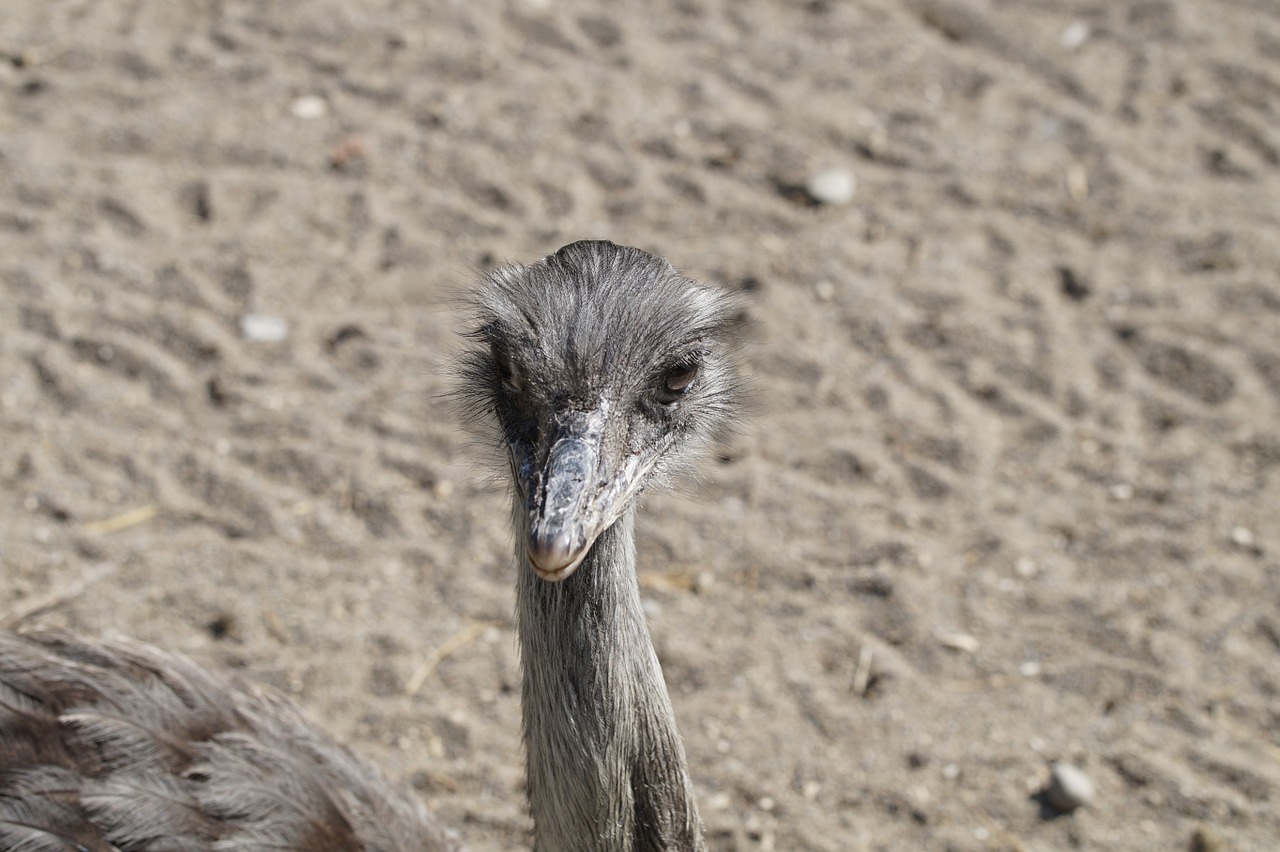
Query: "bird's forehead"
492 274 706 363
514 294 675 389
477 241 738 404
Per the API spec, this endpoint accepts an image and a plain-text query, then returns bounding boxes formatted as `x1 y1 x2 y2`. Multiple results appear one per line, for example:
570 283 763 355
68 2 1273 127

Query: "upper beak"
517 404 641 582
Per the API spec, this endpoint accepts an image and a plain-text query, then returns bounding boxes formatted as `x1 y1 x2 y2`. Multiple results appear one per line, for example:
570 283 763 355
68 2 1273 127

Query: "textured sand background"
3 1 1279 849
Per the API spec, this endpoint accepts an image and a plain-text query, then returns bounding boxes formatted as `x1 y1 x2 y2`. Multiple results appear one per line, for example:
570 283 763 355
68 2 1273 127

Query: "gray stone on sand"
240 314 289 343
290 95 328 119
806 167 856 206
1046 761 1095 813
1190 824 1226 852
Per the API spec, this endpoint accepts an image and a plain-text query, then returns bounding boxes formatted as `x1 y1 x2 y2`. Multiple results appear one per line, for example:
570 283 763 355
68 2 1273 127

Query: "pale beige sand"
2 1 1279 849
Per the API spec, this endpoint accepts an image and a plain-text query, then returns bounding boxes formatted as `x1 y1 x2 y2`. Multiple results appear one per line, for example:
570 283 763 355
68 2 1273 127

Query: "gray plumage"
1 240 746 851
0 631 451 851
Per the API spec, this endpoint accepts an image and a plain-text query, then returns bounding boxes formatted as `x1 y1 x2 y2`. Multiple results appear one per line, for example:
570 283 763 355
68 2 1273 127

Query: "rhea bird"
0 240 747 851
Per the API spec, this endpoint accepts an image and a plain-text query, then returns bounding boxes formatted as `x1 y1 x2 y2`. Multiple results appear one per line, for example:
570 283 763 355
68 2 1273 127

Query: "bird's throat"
516 511 705 851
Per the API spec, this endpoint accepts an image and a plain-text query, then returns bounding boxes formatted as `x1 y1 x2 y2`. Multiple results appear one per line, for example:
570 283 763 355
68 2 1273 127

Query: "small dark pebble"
1057 265 1090 301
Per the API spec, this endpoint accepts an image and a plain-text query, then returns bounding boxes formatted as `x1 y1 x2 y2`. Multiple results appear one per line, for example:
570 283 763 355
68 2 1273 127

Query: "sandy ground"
3 1 1279 849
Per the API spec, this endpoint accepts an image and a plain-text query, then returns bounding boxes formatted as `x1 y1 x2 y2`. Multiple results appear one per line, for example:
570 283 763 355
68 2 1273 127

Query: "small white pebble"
706 792 732 811
806 167 856 206
813 280 836 301
291 95 328 119
1046 761 1095 812
240 313 289 342
1110 482 1134 501
973 827 990 841
802 781 822 801
1020 661 1042 677
942 763 961 780
1060 21 1090 50
1016 556 1037 577
757 796 775 812
1231 526 1254 547
1067 162 1089 202
937 632 979 653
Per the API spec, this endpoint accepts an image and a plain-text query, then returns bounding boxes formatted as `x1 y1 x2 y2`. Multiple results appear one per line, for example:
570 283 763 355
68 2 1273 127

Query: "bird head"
459 240 747 582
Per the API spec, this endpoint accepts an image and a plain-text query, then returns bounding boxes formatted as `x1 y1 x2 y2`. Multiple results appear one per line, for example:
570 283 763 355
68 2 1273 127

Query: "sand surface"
3 1 1279 849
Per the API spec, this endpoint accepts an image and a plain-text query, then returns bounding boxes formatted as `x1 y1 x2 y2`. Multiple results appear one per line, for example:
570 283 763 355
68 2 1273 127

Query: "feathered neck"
515 510 705 851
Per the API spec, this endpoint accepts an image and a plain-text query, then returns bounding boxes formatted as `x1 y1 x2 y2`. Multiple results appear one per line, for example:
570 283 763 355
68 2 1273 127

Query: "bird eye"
656 361 699 404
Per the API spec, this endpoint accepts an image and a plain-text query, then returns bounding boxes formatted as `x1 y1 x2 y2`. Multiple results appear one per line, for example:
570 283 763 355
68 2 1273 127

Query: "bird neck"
516 510 705 851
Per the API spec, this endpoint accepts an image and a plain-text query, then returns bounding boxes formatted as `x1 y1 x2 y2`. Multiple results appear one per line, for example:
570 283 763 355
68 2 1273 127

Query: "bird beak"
517 403 646 582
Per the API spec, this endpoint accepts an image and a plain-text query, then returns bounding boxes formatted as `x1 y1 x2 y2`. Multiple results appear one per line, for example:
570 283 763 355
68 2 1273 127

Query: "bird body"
0 631 452 851
1 241 745 851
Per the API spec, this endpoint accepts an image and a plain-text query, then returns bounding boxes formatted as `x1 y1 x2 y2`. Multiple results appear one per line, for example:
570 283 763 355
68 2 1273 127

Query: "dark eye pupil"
658 363 698 402
665 364 696 391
